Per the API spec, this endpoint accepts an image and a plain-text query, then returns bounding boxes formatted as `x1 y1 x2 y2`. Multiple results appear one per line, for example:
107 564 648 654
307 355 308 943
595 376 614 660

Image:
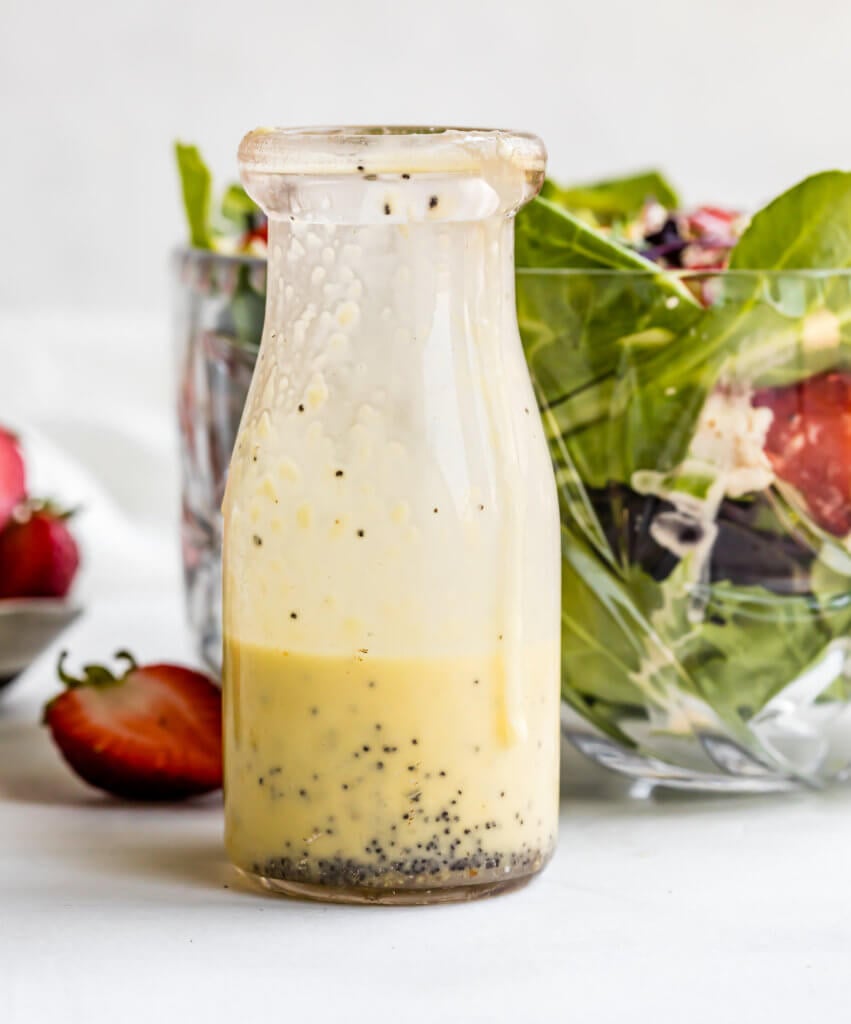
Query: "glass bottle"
223 126 560 904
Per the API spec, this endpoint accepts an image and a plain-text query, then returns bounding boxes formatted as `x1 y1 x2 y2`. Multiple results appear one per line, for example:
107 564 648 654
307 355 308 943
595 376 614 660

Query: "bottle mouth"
238 125 547 224
238 125 547 178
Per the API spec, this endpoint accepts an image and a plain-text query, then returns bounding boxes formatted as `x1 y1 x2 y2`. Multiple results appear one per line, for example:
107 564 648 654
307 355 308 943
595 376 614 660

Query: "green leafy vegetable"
174 141 267 350
519 168 851 769
541 170 679 224
174 143 264 252
230 265 267 346
530 294 710 488
175 142 213 250
221 183 259 230
517 196 686 281
517 197 704 486
717 171 851 388
563 543 851 726
730 170 851 270
520 173 851 491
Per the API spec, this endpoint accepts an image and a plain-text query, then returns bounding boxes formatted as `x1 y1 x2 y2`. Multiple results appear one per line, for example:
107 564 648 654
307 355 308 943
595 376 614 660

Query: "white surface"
4 604 851 1022
3 0 851 314
3 315 851 1020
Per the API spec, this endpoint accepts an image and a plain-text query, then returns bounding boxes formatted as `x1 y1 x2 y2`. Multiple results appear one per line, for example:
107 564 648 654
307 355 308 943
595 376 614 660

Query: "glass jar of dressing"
223 126 560 904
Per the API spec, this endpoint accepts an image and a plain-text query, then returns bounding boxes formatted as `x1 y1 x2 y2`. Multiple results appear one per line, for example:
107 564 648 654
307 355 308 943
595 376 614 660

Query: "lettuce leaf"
174 142 213 250
561 531 851 733
541 170 679 225
730 170 851 270
517 198 704 487
221 183 258 231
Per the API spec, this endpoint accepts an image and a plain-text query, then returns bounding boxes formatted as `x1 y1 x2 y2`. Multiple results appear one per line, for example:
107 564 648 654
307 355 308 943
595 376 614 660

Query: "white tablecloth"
2 314 850 1022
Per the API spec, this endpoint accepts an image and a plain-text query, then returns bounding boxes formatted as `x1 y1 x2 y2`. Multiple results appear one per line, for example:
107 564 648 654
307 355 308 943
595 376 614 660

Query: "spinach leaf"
516 197 700 404
528 272 708 487
221 183 259 230
730 170 851 270
516 196 688 277
561 543 851 729
230 264 267 346
175 142 213 250
716 172 851 388
541 170 679 224
672 581 851 720
517 267 698 405
516 199 703 486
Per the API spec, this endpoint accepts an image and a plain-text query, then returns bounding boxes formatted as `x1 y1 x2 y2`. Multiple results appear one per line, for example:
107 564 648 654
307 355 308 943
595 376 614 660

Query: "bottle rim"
237 125 547 178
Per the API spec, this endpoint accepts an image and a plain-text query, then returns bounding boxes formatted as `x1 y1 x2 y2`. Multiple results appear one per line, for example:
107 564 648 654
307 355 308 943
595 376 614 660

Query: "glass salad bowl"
174 247 265 673
518 267 851 791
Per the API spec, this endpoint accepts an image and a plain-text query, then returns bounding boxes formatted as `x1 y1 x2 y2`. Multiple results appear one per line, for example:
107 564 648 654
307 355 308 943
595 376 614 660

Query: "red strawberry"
0 428 26 531
44 651 222 800
0 504 80 599
241 219 268 249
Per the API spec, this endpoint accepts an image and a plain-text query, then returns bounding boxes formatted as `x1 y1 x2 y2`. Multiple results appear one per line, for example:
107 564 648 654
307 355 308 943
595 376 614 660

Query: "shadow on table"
0 719 298 902
0 717 104 806
77 832 246 895
0 721 258 899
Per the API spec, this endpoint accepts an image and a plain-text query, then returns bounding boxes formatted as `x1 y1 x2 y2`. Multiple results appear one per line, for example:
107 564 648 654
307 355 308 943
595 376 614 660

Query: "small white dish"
0 599 83 692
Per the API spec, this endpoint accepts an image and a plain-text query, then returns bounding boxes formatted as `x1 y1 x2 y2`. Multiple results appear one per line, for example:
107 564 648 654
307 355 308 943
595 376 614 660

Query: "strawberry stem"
12 498 79 524
113 650 139 673
56 650 139 689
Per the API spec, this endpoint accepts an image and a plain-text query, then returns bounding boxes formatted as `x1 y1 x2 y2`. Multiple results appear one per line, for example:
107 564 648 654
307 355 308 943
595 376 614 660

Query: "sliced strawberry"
0 504 80 598
44 651 222 801
0 428 26 531
754 371 851 536
681 206 742 271
686 205 741 237
241 219 268 249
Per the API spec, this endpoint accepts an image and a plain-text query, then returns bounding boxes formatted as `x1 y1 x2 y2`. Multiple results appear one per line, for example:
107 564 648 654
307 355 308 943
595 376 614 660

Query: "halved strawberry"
44 651 222 800
0 428 26 531
0 503 80 599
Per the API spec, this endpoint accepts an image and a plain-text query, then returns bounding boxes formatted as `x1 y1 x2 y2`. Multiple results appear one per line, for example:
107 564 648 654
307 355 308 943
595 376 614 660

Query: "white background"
2 0 851 316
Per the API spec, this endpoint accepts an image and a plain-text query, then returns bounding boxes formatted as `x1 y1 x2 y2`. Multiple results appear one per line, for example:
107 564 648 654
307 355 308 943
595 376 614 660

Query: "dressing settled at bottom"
224 645 558 899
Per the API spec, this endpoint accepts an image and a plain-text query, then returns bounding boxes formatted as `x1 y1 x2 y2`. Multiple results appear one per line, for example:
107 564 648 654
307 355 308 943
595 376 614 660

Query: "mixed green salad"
515 168 851 756
175 142 268 255
176 143 851 763
175 142 268 347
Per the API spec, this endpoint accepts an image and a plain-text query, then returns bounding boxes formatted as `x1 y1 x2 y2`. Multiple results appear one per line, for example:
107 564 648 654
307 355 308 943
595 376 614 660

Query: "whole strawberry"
44 650 222 800
0 428 26 532
0 503 80 599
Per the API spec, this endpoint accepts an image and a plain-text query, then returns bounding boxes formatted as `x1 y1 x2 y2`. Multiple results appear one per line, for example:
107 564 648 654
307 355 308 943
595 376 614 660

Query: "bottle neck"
263 214 517 358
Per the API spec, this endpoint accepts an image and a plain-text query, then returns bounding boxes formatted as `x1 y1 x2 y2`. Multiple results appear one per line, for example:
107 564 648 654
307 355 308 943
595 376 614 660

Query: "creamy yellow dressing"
224 642 559 889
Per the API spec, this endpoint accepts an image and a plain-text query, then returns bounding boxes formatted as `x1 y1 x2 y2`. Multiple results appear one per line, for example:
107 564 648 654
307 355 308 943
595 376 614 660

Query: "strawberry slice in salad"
754 371 851 538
